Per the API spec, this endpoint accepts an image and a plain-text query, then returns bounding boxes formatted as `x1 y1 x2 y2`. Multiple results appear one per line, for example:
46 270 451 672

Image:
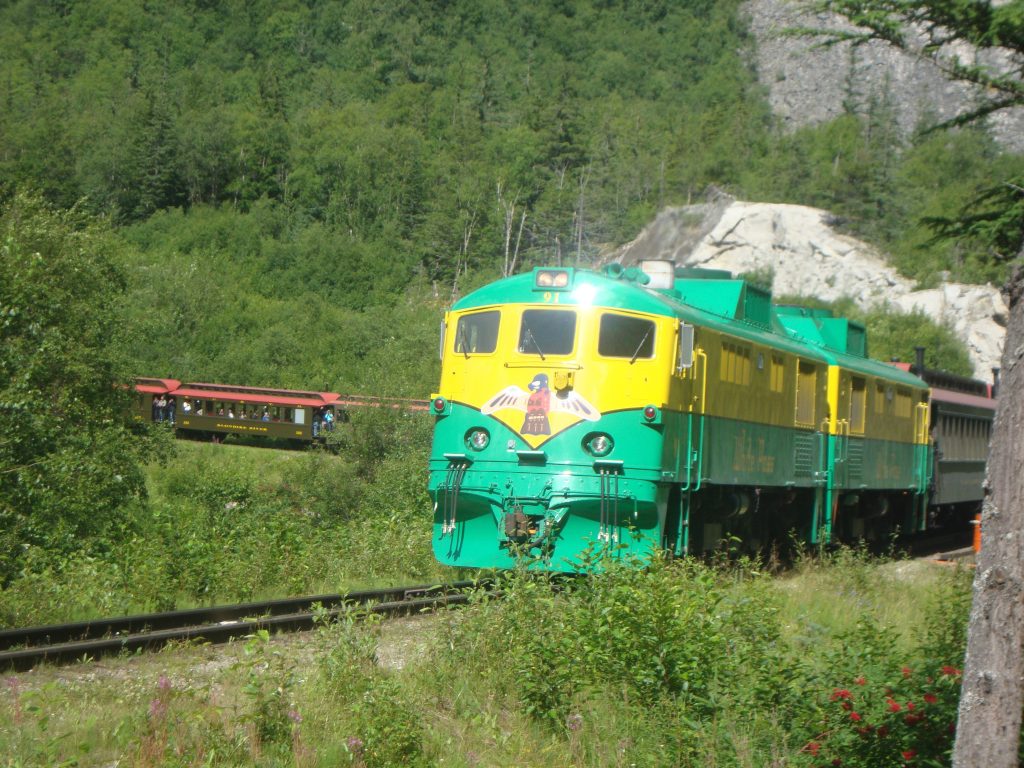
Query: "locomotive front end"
428 268 677 571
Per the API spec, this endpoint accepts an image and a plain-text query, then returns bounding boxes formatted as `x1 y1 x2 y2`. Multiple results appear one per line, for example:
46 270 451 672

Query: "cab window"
519 309 576 356
598 313 655 359
455 310 500 354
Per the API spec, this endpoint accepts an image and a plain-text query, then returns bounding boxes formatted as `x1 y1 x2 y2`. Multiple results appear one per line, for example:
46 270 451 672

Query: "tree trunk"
953 262 1024 767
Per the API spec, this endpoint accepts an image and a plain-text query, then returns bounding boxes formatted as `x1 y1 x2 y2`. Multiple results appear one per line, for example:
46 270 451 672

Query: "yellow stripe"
442 305 674 447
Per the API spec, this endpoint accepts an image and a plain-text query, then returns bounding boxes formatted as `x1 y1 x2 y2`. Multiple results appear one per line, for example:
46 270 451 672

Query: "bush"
440 556 789 745
318 611 429 768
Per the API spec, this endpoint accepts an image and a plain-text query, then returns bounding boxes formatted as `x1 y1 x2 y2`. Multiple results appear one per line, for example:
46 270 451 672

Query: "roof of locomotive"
453 268 679 317
453 266 928 389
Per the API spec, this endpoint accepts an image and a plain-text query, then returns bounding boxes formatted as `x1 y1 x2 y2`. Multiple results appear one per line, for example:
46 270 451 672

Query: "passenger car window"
519 310 576 356
455 310 500 354
599 313 656 359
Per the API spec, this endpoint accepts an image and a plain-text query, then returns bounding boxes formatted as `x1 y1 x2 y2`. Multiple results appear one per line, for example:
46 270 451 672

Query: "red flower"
904 713 923 726
902 748 917 760
857 725 873 736
923 693 938 704
804 741 821 756
940 665 961 677
906 701 916 711
853 676 866 686
902 666 912 678
841 700 852 711
832 759 842 767
877 725 889 737
849 711 862 722
886 698 901 712
830 688 853 701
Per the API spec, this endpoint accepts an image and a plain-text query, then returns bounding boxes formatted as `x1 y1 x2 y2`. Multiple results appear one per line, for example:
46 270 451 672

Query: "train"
132 378 428 445
427 262 995 571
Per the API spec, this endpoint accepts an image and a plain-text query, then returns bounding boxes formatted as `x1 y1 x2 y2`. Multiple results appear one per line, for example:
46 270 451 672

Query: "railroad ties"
0 581 484 672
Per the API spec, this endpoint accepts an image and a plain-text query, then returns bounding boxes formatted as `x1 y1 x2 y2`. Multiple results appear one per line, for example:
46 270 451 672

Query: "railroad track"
900 527 974 561
0 580 486 672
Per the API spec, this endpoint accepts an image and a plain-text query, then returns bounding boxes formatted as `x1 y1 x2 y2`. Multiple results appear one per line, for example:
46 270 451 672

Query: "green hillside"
2 0 1019 389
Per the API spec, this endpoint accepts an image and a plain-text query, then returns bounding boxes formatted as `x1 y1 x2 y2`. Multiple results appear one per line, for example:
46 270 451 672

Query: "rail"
0 580 487 672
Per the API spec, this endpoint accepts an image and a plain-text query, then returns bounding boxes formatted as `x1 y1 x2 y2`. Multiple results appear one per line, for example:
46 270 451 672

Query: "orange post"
972 513 982 553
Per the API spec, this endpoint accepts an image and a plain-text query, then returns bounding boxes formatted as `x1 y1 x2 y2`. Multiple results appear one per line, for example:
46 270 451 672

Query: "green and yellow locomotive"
428 262 934 571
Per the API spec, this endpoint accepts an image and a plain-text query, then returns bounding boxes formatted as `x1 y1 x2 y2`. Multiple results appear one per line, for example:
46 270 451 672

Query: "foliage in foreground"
0 551 977 767
0 194 168 585
0 407 444 627
425 553 975 767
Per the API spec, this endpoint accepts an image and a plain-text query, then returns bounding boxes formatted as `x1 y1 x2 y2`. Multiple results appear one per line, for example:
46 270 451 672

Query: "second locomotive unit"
428 262 961 571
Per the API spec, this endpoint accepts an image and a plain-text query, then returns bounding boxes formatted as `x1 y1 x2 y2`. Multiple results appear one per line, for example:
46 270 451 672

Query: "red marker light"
643 405 657 421
432 397 447 413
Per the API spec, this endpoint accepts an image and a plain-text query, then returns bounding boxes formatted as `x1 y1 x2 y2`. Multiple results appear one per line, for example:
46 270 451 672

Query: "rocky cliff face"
607 198 1007 382
743 0 1024 152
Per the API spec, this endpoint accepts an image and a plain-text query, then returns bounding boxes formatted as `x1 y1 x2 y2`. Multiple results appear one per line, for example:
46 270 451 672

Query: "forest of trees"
1 0 1021 387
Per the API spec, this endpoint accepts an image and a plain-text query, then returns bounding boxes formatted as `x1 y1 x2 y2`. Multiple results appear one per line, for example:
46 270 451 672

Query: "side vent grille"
794 433 815 478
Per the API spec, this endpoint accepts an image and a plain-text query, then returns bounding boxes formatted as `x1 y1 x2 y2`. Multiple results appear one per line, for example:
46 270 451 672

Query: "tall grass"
0 552 973 767
0 409 452 627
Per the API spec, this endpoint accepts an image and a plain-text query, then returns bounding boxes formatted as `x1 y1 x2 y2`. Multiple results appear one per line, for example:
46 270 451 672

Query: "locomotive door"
664 323 702 556
911 400 931 532
832 369 851 489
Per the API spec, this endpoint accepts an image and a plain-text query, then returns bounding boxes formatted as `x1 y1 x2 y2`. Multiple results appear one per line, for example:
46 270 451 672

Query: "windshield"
598 313 655 360
518 310 576 357
454 310 500 354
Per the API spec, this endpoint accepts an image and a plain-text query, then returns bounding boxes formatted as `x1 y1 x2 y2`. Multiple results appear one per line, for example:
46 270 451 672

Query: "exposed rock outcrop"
607 199 1006 381
743 0 1024 152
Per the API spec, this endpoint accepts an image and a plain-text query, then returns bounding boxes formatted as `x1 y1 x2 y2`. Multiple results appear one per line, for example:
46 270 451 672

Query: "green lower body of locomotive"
428 406 931 571
429 407 665 571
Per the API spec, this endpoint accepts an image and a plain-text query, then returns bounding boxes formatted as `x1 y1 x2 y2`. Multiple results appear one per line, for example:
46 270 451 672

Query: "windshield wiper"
456 323 470 359
629 327 653 364
523 327 546 360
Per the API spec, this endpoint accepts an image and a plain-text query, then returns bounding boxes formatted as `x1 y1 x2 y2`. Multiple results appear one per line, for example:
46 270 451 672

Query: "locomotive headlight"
535 269 571 289
584 433 614 457
465 428 490 451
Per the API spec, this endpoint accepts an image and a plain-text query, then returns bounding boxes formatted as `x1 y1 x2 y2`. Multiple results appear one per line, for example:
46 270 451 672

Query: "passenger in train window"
166 396 176 425
183 399 192 415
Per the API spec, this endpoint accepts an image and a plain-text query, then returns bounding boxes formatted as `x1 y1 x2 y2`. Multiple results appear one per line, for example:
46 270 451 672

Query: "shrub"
802 665 962 767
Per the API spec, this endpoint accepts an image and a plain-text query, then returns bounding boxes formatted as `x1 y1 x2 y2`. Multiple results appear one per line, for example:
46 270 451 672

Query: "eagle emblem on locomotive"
483 373 600 437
